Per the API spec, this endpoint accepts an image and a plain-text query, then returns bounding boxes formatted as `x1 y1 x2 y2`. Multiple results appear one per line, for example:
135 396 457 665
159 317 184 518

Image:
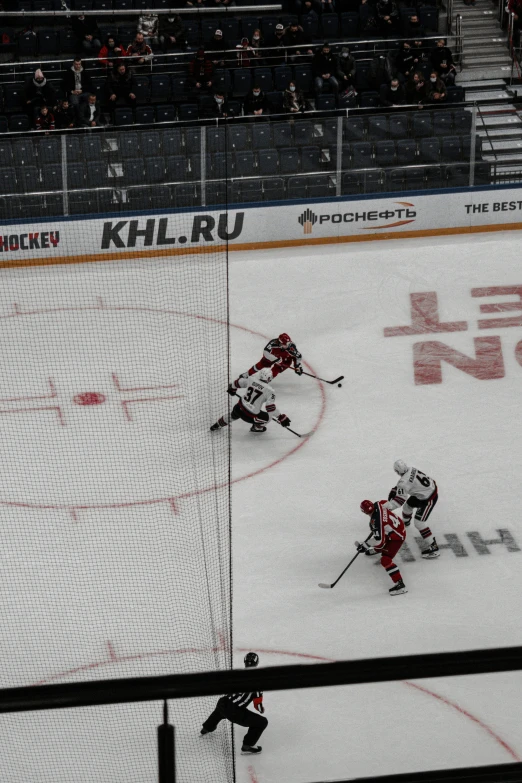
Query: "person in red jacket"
189 48 214 93
356 499 408 596
233 333 304 382
35 105 55 132
98 36 127 70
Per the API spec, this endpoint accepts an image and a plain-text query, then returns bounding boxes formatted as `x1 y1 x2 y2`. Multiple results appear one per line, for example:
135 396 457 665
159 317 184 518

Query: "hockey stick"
318 533 373 589
294 369 344 386
274 419 314 439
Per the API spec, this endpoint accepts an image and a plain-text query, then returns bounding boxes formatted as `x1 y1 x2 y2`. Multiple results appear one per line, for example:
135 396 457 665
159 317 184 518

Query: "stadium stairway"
454 0 512 79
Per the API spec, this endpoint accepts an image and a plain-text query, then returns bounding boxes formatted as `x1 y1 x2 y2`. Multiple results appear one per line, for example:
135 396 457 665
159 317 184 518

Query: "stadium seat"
441 136 462 162
252 123 272 149
280 147 299 174
301 12 319 38
64 136 81 162
306 174 334 199
12 139 36 167
273 122 293 147
0 116 7 134
257 149 279 176
202 18 219 44
183 21 200 48
447 86 465 103
206 181 229 207
368 115 389 140
341 12 359 37
389 114 408 139
234 151 256 177
253 68 273 93
119 131 139 158
206 127 226 154
4 85 24 113
211 152 228 178
135 106 155 124
123 158 144 185
375 140 396 168
260 16 278 43
162 128 183 156
40 163 62 191
355 63 372 91
221 18 240 43
86 161 108 187
114 107 134 126
419 137 440 163
397 138 417 165
38 137 61 164
301 146 321 173
419 6 438 31
133 76 150 105
445 163 468 188
321 13 339 37
352 142 373 169
233 70 252 97
8 114 30 132
413 112 433 138
140 131 161 157
274 66 293 92
175 183 199 208
165 156 186 181
267 91 285 114
294 120 315 146
178 104 199 121
241 17 260 41
426 165 445 188
287 176 307 200
359 91 379 108
82 135 103 160
453 109 472 135
433 112 453 136
315 94 335 111
66 163 86 189
228 124 249 152
151 74 171 104
185 127 201 155
18 31 38 56
38 29 59 55
403 167 427 190
262 177 284 201
344 116 366 142
156 104 176 123
144 157 165 184
18 165 39 193
237 179 263 204
293 64 313 93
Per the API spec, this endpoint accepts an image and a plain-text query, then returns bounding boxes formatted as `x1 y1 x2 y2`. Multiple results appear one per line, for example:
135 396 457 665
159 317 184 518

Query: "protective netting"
0 198 233 782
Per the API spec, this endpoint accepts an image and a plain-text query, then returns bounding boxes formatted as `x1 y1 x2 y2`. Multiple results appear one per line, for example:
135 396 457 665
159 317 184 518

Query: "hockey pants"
246 356 291 379
402 489 438 546
203 697 268 745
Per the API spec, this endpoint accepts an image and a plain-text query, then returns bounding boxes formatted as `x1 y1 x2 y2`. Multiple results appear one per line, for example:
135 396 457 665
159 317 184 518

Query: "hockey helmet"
393 459 409 476
258 368 273 384
278 333 292 347
244 652 259 668
360 500 375 516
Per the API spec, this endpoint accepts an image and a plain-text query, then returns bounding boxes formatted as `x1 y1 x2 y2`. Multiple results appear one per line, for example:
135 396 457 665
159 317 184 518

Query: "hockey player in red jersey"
235 333 303 382
355 499 408 596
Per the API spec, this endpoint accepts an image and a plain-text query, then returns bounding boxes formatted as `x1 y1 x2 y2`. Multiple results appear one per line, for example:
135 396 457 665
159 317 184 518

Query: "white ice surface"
0 231 522 782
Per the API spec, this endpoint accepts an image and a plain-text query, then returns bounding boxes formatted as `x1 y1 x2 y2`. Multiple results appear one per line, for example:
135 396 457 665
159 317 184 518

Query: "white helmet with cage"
258 368 273 384
393 459 409 476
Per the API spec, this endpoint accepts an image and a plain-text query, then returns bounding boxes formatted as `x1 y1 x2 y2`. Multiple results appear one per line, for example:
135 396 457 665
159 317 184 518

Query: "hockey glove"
253 696 264 713
388 486 397 502
227 385 237 396
277 414 291 428
355 540 372 555
294 364 303 376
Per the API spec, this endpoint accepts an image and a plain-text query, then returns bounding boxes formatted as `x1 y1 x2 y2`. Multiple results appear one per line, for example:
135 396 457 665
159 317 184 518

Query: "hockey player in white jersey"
385 460 440 559
210 369 291 434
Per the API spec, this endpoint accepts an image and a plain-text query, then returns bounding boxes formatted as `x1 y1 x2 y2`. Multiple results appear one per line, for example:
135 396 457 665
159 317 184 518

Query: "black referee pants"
203 697 268 746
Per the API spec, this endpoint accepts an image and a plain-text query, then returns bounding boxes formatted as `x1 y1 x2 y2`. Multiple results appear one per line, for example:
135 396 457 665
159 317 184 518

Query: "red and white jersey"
263 338 302 367
386 467 436 511
370 500 406 553
236 376 282 419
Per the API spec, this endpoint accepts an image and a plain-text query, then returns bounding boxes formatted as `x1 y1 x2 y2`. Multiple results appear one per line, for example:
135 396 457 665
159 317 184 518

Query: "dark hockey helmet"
360 500 375 516
278 333 292 347
244 652 259 668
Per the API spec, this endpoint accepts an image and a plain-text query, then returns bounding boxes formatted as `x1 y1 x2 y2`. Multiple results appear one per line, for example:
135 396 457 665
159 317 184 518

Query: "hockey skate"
210 423 220 432
241 744 262 755
389 579 408 596
250 424 267 433
421 538 440 559
200 727 211 735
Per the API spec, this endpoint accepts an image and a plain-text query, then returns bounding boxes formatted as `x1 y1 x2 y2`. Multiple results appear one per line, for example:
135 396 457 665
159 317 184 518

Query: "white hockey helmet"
258 368 273 384
393 459 409 476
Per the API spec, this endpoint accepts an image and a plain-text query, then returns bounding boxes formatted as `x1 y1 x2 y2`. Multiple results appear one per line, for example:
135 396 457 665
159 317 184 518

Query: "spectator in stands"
319 0 336 11
163 16 187 52
508 0 522 37
298 0 320 26
284 80 306 113
359 0 380 37
250 29 265 64
369 54 390 91
71 13 101 53
395 41 415 81
35 105 55 133
25 68 57 116
411 39 428 69
380 77 406 106
127 32 153 72
138 13 160 47
54 98 76 129
63 57 94 107
236 37 255 68
427 70 447 103
430 38 457 85
189 48 214 92
376 0 400 35
205 91 235 117
78 93 103 126
244 84 268 115
406 70 428 105
266 23 287 64
404 13 425 38
106 63 137 106
98 36 127 70
283 22 312 63
313 43 339 97
335 46 356 87
208 29 228 65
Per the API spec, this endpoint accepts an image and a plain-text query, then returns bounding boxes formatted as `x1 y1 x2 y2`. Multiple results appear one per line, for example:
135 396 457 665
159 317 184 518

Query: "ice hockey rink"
1 229 522 782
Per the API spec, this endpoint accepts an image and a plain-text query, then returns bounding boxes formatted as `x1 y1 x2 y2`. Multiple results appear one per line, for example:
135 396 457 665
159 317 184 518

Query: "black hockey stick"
318 533 373 589
294 369 344 386
274 419 314 439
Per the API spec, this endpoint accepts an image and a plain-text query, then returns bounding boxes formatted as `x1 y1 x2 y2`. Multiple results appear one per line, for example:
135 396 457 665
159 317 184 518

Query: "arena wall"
2 184 522 267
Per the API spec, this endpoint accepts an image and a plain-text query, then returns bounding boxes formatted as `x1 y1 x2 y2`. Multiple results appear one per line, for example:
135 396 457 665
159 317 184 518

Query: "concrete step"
488 137 522 150
457 77 511 87
478 113 522 126
462 39 509 51
464 88 514 100
455 7 496 18
461 16 502 27
477 127 522 137
463 54 513 65
483 151 522 160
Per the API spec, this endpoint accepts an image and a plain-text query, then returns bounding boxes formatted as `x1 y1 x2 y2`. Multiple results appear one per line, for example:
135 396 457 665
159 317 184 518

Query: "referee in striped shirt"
201 652 267 755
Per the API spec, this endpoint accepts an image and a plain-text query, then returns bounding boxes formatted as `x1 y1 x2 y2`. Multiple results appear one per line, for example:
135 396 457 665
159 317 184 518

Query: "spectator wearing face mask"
244 85 268 115
162 15 187 51
54 98 76 129
380 77 406 106
189 48 214 92
427 70 447 103
395 41 414 81
313 42 339 97
430 39 457 85
204 91 235 118
71 13 101 52
406 70 427 106
98 37 127 70
284 80 306 112
335 46 356 86
35 105 55 132
250 29 265 64
25 68 57 116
